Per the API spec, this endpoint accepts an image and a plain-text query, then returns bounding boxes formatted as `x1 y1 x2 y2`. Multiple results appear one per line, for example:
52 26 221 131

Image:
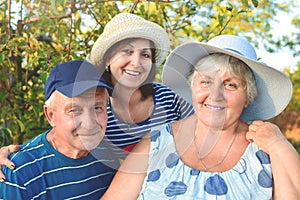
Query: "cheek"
53 116 77 131
109 53 126 66
96 112 108 126
227 94 247 110
192 87 208 104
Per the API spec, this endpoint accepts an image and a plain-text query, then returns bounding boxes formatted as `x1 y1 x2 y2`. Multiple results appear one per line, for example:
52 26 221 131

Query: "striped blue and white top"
103 82 194 159
0 131 119 200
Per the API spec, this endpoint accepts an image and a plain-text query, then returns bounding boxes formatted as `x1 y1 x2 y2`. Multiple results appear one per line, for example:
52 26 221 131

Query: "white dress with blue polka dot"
138 123 273 200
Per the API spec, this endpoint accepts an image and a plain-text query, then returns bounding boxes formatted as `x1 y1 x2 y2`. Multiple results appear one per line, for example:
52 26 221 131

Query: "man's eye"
95 106 105 112
69 108 79 113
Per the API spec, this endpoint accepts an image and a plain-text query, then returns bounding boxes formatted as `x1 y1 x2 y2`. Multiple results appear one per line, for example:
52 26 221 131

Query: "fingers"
246 121 263 142
0 145 19 168
246 121 288 154
0 144 19 182
8 144 20 153
246 132 254 143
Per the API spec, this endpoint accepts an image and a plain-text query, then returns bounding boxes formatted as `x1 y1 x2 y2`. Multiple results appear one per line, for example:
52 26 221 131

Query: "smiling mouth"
124 69 141 76
205 104 225 111
76 132 100 137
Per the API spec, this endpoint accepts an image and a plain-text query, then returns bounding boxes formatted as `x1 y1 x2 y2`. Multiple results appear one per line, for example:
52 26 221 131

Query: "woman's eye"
200 80 211 87
121 49 132 55
225 83 238 90
141 52 151 59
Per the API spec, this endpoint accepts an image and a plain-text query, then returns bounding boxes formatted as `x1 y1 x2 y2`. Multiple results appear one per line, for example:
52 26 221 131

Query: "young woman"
88 13 194 159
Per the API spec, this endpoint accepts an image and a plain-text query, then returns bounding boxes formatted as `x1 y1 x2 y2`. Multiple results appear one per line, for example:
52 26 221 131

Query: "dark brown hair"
101 38 156 99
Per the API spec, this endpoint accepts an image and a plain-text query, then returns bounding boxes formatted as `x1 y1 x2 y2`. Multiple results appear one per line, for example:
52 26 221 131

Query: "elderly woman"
101 35 300 199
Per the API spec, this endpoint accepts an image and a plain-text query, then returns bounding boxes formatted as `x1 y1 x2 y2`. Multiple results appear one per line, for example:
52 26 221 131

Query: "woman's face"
192 69 248 129
106 38 153 89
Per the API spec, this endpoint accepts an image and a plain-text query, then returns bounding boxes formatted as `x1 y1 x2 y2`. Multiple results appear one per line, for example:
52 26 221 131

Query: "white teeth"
124 70 140 76
205 104 224 110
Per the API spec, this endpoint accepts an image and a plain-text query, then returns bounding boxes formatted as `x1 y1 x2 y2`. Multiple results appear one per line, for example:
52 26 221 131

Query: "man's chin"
80 135 104 151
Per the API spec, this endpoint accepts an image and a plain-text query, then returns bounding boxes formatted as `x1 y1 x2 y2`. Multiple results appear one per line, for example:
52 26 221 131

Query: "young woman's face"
106 38 153 89
192 69 248 129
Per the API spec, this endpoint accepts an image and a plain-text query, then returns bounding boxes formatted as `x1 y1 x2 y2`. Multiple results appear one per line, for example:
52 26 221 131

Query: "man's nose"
80 112 97 129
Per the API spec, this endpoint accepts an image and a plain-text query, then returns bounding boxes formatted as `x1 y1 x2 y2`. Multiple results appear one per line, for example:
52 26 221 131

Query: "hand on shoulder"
246 120 291 154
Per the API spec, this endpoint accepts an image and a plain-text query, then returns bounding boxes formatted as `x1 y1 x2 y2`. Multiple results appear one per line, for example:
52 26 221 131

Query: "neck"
193 119 242 158
47 131 89 159
111 87 143 105
110 87 153 124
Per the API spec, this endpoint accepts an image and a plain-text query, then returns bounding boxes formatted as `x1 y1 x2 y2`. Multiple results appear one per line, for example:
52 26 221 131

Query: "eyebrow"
127 43 152 51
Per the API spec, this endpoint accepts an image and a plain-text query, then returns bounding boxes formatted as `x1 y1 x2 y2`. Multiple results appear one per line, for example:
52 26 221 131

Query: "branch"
129 0 139 13
7 0 11 37
67 0 74 60
19 11 73 26
218 14 233 35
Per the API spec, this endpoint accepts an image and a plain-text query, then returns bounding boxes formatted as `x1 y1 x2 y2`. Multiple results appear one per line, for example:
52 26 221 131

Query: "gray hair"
188 53 257 104
44 88 110 110
44 90 57 110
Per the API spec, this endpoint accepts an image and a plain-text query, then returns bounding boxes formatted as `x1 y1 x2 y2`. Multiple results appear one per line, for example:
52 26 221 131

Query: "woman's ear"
44 105 55 127
244 100 249 108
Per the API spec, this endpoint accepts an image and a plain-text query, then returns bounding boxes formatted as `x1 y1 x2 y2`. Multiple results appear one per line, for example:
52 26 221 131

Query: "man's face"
46 87 108 158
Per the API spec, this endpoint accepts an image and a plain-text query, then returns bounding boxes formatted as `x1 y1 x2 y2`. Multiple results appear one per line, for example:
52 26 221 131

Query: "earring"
105 65 110 72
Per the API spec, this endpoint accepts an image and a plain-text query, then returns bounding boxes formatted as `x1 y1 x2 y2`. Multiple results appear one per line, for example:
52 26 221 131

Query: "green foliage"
286 64 300 111
1 0 300 147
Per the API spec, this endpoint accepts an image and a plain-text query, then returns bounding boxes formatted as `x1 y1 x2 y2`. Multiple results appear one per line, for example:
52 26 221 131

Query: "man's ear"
44 105 55 127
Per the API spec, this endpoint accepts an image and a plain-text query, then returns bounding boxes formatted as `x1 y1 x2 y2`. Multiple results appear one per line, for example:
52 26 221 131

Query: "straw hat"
89 13 170 68
162 35 293 122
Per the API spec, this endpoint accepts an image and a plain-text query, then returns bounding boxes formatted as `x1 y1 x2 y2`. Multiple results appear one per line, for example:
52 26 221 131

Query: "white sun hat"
89 13 170 68
162 35 293 122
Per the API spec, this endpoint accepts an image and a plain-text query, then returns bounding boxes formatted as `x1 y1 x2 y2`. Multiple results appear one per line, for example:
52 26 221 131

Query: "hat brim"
162 42 293 122
90 14 170 68
57 80 112 98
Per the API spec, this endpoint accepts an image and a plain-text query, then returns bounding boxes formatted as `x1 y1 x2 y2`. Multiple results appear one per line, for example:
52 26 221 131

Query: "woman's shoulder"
152 82 175 94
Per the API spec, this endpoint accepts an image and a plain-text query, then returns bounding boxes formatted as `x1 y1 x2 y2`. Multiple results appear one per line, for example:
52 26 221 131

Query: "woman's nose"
129 52 141 67
210 84 225 101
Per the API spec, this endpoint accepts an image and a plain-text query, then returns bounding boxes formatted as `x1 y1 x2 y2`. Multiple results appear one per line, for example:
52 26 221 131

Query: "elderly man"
0 60 119 199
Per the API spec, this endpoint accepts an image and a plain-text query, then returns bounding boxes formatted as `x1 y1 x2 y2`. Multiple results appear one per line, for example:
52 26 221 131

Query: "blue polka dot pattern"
258 169 273 188
166 153 179 168
147 169 161 182
166 124 172 135
164 181 187 197
204 174 228 195
150 130 161 142
137 123 273 199
190 169 200 176
256 150 271 164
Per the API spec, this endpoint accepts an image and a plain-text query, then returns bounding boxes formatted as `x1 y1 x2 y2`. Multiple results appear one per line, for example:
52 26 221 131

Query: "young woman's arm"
247 121 300 199
0 145 19 181
101 135 151 200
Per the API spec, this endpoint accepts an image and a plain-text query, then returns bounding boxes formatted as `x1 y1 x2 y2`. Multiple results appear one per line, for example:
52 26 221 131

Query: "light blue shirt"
138 123 273 199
